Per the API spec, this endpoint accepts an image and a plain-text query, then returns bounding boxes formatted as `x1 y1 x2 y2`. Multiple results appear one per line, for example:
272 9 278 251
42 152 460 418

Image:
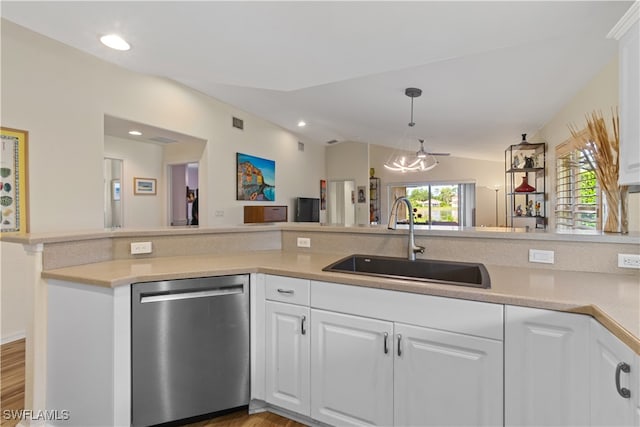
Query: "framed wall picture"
357 185 366 203
320 179 327 210
1 127 29 233
134 177 157 195
236 153 275 201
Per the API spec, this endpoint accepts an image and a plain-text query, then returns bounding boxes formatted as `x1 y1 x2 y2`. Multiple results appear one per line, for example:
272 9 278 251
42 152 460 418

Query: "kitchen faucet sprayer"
387 196 425 261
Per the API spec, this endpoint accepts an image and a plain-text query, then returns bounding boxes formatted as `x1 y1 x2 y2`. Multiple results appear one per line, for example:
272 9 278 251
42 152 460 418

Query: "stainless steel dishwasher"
131 274 250 427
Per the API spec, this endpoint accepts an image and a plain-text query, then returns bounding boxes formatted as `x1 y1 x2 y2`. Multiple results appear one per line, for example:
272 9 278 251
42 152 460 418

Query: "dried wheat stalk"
569 110 628 232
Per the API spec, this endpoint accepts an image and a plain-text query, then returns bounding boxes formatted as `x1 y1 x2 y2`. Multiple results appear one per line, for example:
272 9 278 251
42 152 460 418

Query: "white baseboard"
1 331 26 345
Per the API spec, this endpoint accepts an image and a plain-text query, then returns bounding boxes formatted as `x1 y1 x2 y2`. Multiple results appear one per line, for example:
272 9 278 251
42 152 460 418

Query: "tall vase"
514 175 535 193
602 186 629 233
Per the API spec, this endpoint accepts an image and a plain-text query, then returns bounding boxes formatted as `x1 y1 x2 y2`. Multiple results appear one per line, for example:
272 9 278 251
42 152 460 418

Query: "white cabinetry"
591 319 638 426
609 4 640 186
394 322 502 426
265 302 310 415
311 309 393 426
264 275 311 416
505 305 590 426
310 281 504 427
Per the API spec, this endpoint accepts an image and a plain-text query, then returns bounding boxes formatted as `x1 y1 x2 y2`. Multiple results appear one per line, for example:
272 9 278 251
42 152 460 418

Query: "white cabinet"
394 322 503 427
309 281 504 427
590 319 638 426
609 4 640 186
310 309 394 426
265 301 310 416
263 275 311 416
504 305 590 426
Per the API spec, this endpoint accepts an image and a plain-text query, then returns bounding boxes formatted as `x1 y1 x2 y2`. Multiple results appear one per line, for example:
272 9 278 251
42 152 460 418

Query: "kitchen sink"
322 254 491 288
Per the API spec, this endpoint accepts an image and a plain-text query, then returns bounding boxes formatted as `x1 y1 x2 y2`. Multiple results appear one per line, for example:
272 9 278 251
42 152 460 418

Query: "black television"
295 197 320 222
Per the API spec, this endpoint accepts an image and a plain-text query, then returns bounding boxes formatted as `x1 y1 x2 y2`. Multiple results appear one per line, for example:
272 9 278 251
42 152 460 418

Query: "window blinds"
555 131 600 230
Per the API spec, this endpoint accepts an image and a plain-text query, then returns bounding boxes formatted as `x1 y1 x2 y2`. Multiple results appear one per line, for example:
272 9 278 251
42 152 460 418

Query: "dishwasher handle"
140 284 244 303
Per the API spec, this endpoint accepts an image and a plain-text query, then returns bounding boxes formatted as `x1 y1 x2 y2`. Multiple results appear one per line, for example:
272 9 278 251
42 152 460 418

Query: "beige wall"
369 145 505 226
534 58 639 231
0 19 326 232
104 135 165 228
326 141 370 224
0 242 28 342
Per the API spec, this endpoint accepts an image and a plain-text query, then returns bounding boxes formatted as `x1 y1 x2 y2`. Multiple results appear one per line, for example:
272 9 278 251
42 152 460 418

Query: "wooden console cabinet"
244 205 288 223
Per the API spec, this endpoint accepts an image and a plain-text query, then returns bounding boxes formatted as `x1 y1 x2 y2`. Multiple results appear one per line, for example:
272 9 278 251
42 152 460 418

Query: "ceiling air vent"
326 139 339 145
148 136 177 144
232 117 244 130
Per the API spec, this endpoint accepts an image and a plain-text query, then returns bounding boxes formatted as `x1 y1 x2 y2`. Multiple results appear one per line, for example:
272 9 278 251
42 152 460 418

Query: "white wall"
369 145 505 226
326 141 370 224
104 136 165 228
534 57 639 231
0 242 28 343
1 19 325 232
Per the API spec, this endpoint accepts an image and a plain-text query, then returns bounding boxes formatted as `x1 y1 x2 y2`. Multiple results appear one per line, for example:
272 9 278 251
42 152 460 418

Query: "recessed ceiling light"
297 121 306 127
128 130 142 136
100 34 131 51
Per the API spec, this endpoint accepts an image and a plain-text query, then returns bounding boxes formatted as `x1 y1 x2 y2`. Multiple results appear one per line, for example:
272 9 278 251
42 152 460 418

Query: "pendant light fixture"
384 88 440 173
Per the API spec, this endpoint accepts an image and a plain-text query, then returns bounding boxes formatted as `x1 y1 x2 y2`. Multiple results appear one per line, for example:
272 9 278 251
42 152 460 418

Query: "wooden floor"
184 411 306 427
1 339 25 427
0 339 303 427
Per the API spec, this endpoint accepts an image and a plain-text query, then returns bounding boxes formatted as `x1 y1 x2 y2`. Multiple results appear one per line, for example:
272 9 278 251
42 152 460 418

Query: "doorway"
169 163 199 226
328 180 356 225
104 157 123 228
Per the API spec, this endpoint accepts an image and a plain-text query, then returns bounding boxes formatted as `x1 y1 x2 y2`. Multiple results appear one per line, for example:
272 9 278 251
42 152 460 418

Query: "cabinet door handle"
383 332 389 354
615 362 631 399
277 288 294 295
397 334 402 357
301 315 306 335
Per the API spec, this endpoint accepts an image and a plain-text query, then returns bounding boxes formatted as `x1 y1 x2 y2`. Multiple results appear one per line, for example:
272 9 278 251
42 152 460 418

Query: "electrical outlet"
618 254 640 269
297 237 311 248
529 249 554 264
215 210 224 217
130 241 152 254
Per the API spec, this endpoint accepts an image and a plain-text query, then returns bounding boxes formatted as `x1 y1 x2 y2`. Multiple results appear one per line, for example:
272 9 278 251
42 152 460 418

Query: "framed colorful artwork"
1 127 29 233
236 153 275 201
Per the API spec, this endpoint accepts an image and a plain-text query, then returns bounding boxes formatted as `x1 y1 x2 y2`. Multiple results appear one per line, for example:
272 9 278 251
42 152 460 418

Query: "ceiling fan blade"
427 152 451 156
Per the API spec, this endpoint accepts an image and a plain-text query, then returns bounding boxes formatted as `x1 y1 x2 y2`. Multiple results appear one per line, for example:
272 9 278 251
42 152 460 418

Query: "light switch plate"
529 249 554 264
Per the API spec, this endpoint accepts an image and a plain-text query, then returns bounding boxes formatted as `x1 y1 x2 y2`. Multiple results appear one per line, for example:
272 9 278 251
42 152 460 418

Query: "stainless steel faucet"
387 197 425 261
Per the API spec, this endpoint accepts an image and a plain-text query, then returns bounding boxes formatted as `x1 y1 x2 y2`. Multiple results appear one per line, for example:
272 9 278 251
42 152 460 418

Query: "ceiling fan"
416 139 450 158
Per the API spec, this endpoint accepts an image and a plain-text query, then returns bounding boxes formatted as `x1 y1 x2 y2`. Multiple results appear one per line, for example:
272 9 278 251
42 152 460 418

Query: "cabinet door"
505 306 590 426
265 301 310 416
311 309 393 426
619 20 640 186
591 319 637 426
394 323 502 426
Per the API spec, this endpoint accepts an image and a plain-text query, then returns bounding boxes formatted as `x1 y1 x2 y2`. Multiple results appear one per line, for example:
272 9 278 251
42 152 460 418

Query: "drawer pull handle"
301 315 307 335
397 334 402 357
615 362 631 399
277 289 294 295
383 332 389 354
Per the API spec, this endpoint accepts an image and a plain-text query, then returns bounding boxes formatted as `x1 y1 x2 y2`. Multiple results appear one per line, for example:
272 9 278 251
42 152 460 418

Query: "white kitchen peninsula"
4 224 639 426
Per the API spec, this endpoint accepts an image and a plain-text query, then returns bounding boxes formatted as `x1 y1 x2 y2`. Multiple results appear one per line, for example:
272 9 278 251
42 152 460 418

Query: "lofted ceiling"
1 1 633 161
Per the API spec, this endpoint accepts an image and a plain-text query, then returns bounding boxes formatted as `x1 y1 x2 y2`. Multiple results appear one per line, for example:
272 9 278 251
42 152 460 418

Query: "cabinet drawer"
265 275 310 305
311 281 503 340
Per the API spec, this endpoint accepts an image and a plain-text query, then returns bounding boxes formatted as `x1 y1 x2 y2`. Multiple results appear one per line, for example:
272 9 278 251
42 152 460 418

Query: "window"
555 130 600 230
389 183 476 227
